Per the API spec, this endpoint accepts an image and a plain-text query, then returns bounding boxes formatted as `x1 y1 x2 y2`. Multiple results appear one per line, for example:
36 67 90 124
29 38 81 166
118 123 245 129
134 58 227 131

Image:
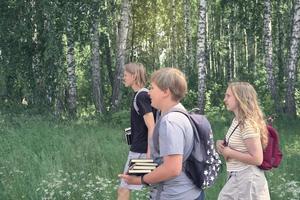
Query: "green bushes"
0 113 299 199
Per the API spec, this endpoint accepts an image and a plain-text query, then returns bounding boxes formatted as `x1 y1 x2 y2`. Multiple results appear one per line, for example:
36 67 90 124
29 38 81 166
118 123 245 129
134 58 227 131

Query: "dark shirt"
130 91 156 153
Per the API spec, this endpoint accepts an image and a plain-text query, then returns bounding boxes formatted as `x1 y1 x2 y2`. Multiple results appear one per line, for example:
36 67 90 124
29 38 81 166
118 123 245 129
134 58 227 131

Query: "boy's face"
149 82 165 109
123 71 135 87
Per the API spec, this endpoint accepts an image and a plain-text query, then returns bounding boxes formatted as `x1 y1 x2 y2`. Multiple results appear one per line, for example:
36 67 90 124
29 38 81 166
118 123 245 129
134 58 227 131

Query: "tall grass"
0 112 299 199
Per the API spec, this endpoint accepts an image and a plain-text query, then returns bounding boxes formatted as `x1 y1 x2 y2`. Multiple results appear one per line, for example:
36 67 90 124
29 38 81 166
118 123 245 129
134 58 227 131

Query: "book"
127 159 157 176
130 159 154 164
127 169 152 175
129 158 154 166
134 162 158 166
130 164 157 170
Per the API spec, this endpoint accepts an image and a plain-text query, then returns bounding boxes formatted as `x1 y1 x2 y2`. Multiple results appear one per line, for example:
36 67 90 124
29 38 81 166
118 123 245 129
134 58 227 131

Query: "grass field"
0 112 299 199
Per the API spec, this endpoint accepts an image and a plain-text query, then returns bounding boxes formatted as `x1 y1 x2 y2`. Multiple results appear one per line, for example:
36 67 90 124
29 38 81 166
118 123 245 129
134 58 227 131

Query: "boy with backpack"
119 67 204 200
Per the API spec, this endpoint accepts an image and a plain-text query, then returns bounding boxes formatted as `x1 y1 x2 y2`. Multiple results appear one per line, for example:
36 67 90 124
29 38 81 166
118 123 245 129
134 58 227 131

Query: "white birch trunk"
90 18 105 114
66 15 77 117
263 0 281 113
285 0 300 117
197 0 207 114
184 0 192 74
111 0 130 111
171 0 177 67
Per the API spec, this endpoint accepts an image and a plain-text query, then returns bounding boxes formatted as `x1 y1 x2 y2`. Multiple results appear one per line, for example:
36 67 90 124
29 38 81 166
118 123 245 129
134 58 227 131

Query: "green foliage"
108 110 131 128
0 113 299 199
182 89 198 110
0 0 299 118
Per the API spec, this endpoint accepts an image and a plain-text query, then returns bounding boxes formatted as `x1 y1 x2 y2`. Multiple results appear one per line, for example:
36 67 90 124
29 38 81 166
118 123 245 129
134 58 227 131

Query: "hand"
146 152 151 159
216 140 230 160
216 140 225 154
221 146 231 160
118 174 141 185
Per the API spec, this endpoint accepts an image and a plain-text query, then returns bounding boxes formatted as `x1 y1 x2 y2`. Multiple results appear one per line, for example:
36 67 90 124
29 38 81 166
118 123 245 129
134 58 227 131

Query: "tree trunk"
197 0 207 114
184 0 192 74
263 0 281 113
285 0 300 117
103 34 114 89
171 0 177 67
90 17 105 114
101 1 114 89
66 15 77 117
111 0 131 111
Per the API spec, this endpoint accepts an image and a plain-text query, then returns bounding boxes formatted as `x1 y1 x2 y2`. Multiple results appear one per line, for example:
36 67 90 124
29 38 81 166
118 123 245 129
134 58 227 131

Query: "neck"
132 84 143 92
160 101 179 114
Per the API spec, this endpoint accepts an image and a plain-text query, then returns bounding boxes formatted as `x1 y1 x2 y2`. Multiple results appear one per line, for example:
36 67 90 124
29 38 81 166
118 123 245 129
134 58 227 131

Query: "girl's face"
148 82 165 110
123 71 135 87
224 87 238 113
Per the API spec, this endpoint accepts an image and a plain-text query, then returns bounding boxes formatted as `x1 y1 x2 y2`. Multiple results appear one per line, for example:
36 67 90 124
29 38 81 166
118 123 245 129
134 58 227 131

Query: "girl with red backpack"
216 82 270 200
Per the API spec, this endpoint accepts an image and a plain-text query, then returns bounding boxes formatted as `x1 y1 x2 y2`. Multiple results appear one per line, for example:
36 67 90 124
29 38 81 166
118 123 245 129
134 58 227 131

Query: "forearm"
118 155 182 186
143 162 180 184
146 127 154 157
226 148 263 166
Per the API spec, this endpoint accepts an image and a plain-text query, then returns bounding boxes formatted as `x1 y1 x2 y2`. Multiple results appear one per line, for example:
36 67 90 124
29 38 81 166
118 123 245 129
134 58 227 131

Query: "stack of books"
127 159 158 176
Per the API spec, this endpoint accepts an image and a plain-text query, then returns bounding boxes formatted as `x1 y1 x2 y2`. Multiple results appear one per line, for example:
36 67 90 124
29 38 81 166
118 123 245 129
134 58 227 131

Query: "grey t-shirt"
150 104 202 200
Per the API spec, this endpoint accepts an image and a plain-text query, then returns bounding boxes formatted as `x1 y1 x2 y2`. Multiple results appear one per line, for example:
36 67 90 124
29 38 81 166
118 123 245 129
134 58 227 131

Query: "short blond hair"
151 67 187 101
124 63 147 87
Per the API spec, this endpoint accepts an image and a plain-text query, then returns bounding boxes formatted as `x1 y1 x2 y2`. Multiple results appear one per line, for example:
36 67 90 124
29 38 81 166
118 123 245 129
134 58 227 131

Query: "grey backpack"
172 108 222 189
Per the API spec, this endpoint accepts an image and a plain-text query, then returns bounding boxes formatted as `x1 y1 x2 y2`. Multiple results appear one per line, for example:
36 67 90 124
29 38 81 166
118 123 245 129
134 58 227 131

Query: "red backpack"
258 125 283 170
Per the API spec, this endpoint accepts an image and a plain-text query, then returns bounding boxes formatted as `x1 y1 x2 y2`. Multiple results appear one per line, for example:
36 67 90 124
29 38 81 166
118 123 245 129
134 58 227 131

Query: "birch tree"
90 16 105 114
171 0 177 67
184 0 192 74
285 0 300 117
111 0 131 111
197 0 207 114
66 13 77 117
264 0 281 113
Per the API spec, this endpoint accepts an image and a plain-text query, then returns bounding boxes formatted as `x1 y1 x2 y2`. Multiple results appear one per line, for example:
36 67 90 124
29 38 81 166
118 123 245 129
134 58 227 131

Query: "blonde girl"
216 82 270 200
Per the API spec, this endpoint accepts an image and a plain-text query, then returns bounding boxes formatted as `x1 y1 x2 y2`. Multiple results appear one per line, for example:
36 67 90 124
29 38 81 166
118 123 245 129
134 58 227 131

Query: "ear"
162 88 171 98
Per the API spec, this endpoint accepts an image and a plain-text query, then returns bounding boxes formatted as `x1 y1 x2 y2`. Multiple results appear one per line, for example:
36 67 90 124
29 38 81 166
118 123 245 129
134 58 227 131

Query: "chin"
151 103 158 110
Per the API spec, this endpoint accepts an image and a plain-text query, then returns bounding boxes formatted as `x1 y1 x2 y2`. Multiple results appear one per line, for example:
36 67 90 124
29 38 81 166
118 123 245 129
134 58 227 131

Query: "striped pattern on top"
225 118 260 171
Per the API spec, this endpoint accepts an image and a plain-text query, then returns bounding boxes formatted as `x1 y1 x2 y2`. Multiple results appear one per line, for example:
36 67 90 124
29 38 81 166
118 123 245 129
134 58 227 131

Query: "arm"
143 112 155 158
216 140 229 161
118 154 183 185
220 137 263 165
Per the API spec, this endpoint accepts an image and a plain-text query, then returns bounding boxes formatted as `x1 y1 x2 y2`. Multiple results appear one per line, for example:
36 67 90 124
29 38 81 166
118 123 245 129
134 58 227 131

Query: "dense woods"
0 0 299 118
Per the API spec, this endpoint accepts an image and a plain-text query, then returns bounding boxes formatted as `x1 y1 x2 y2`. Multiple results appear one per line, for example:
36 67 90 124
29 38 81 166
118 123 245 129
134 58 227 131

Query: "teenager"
216 81 270 200
119 67 204 200
117 63 156 200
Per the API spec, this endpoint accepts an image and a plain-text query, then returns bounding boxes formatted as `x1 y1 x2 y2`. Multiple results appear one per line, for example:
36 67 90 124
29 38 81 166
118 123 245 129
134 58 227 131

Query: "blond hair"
151 67 187 101
228 82 268 149
124 63 147 87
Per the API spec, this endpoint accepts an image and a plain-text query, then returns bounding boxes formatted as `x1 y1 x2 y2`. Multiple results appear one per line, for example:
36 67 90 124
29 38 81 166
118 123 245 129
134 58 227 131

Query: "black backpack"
172 108 222 189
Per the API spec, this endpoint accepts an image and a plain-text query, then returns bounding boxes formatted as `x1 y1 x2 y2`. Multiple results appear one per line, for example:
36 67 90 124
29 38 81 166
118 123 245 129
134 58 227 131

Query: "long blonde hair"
124 63 147 87
228 82 268 149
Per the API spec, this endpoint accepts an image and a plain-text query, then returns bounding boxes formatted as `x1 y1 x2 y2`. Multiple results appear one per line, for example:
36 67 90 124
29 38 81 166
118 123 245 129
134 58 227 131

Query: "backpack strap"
224 122 240 146
152 107 193 163
165 108 197 162
133 88 149 115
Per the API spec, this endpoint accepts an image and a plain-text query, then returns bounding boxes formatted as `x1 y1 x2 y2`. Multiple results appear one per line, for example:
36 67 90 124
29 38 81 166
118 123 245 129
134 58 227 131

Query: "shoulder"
241 120 260 139
136 90 150 101
160 111 191 133
164 112 189 123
